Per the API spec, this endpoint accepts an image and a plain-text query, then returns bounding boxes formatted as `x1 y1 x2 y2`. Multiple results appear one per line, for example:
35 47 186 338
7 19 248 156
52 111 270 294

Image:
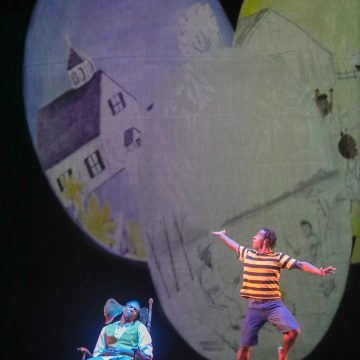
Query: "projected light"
23 1 358 360
23 0 233 262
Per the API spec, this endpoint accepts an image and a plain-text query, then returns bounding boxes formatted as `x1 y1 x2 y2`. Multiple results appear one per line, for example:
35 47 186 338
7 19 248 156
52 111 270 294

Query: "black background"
2 1 359 359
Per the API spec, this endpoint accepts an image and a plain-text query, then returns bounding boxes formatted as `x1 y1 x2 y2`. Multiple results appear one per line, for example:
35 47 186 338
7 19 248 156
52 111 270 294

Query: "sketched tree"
162 4 220 120
178 3 220 56
164 63 214 118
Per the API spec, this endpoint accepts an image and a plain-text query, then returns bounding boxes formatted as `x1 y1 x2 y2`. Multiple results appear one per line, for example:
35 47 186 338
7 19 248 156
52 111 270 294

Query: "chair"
77 298 153 360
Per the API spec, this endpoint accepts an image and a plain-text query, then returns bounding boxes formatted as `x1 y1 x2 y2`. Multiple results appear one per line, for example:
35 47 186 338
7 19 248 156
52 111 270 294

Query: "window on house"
108 92 126 115
84 150 105 178
71 71 80 86
79 67 86 81
124 127 141 148
56 169 73 192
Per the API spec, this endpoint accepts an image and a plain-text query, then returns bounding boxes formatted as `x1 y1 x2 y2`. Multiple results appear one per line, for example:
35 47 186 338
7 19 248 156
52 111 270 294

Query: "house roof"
37 70 102 170
234 8 332 56
233 9 267 47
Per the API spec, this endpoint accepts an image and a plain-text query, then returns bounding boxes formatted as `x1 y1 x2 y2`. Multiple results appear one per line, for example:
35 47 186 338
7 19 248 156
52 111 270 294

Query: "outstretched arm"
295 261 336 276
211 229 239 254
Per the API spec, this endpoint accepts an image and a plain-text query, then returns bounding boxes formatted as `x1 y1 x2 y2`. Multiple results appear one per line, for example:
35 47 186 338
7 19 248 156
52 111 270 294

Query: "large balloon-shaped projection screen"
24 1 359 359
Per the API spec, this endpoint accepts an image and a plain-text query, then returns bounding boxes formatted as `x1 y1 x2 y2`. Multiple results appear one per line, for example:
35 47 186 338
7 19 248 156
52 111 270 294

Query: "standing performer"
211 228 336 360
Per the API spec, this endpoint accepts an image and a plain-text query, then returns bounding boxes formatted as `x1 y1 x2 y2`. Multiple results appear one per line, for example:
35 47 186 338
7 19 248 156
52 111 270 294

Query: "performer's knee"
237 345 252 360
288 328 300 341
238 345 251 354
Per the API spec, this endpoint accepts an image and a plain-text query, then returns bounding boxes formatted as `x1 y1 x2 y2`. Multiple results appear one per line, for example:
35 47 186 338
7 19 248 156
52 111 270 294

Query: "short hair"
261 227 277 249
317 94 328 100
300 220 312 228
126 300 141 311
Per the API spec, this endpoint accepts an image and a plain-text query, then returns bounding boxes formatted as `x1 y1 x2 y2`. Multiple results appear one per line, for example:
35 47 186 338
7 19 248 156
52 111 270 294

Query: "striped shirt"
238 245 297 300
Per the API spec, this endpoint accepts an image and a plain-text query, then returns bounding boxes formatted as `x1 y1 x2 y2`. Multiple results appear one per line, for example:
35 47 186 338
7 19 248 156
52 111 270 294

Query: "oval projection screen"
23 1 359 359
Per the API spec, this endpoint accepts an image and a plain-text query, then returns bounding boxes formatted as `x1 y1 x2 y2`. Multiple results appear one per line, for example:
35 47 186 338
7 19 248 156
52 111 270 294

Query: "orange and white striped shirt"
238 245 297 300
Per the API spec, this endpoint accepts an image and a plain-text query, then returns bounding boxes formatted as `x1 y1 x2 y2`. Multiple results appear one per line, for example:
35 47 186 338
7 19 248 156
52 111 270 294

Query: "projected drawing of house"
233 9 335 90
37 48 142 201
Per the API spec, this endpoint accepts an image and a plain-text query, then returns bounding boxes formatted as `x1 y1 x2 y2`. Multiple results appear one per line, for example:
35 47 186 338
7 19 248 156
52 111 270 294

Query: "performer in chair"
88 300 153 360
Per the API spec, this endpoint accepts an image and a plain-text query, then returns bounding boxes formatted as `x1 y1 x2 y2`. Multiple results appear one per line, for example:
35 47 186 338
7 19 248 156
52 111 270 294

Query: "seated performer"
88 300 153 360
212 228 336 360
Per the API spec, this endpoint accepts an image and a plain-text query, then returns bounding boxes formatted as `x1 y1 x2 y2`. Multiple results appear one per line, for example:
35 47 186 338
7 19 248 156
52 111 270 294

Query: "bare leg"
237 346 251 360
278 329 300 360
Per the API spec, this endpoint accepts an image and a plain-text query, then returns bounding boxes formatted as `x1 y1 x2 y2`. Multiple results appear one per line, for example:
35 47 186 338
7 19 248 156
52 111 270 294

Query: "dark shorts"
241 299 300 347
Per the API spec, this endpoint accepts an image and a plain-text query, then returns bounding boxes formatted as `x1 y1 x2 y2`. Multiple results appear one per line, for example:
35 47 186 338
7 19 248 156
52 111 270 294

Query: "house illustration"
233 9 335 90
37 48 143 201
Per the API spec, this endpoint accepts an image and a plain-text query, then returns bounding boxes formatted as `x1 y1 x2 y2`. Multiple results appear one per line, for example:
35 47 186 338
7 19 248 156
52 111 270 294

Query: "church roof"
37 70 102 170
67 48 85 70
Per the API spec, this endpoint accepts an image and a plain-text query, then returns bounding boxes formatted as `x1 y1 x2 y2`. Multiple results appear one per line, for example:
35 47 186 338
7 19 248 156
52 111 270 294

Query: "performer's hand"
211 229 226 237
320 266 336 276
133 348 150 360
76 347 92 357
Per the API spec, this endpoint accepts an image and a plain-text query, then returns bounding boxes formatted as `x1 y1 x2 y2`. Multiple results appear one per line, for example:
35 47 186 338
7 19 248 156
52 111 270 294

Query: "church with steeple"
37 47 143 201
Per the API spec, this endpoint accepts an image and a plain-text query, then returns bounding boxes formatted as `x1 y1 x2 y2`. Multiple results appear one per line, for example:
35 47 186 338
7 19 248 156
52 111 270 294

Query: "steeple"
67 47 95 89
67 48 85 70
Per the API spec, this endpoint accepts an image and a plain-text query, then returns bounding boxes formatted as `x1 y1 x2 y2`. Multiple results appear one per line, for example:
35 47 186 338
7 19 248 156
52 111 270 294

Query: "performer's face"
123 301 140 322
252 230 266 250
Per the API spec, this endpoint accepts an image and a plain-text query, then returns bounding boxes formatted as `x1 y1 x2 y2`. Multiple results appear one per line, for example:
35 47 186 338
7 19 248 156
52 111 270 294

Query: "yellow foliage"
61 175 86 210
61 175 117 247
79 194 117 247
